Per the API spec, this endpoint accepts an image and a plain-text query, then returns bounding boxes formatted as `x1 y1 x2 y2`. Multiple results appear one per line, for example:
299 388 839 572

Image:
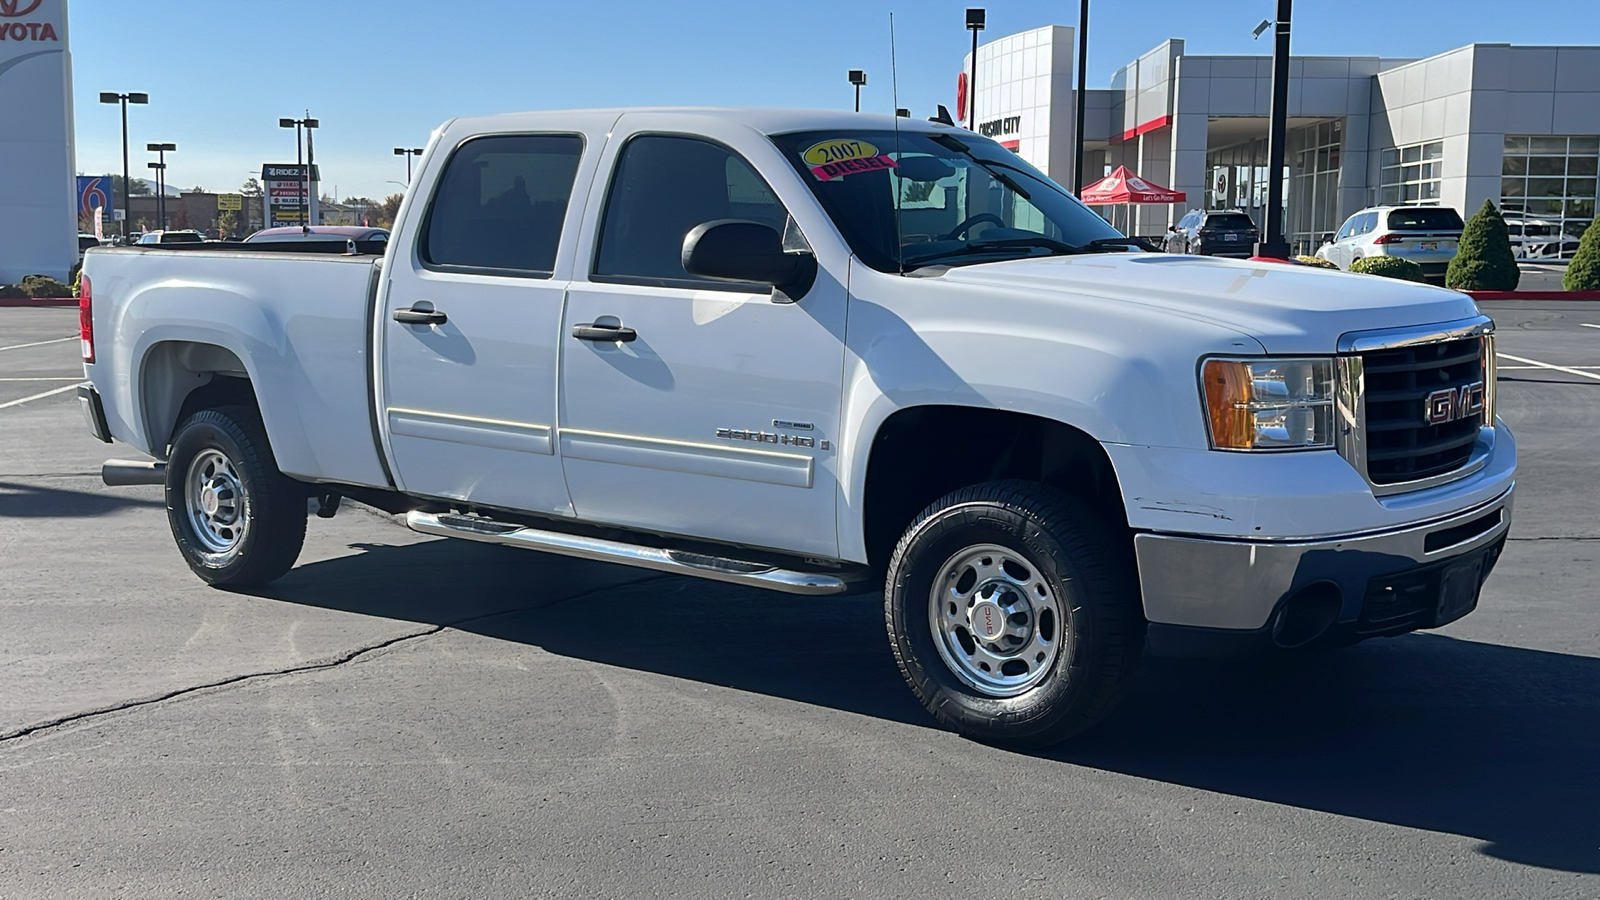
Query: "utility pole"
1255 0 1293 259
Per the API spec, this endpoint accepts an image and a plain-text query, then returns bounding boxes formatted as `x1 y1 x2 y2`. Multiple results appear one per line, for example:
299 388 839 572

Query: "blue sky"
69 0 1600 202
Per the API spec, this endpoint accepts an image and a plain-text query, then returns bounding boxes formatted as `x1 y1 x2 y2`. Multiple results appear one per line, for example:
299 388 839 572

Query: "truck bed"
82 245 390 490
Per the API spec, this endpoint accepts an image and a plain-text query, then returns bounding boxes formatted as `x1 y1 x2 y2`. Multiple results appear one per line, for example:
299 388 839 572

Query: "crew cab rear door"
556 114 850 558
378 118 609 515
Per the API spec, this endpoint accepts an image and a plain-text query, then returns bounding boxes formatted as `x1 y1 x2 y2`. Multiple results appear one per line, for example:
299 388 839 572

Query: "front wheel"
166 405 307 588
885 481 1145 747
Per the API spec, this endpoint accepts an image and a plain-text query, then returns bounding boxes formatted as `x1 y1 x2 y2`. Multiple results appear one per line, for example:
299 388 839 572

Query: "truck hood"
933 253 1482 354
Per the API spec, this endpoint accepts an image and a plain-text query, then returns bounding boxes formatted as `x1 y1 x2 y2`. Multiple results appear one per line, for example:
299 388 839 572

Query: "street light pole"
848 69 866 113
393 147 423 183
146 143 175 231
1073 0 1089 196
279 115 318 233
966 9 986 131
1256 0 1293 259
98 91 148 240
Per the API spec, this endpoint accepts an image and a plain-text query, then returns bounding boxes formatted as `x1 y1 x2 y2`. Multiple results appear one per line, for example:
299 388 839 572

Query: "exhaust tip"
1271 583 1343 649
101 459 166 487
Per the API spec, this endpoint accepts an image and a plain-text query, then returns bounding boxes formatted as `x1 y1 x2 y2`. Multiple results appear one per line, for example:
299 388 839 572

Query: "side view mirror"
682 219 817 301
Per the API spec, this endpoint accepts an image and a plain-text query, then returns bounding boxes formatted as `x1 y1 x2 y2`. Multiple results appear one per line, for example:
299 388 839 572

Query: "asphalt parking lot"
1 301 1597 898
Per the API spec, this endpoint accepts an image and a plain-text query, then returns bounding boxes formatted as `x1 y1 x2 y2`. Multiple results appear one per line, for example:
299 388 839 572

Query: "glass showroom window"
1379 141 1443 206
1500 135 1598 260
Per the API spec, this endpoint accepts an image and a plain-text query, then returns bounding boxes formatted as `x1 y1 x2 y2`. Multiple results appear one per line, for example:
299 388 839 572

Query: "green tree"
1564 221 1600 291
1446 200 1520 291
372 193 404 229
110 174 152 196
240 177 263 196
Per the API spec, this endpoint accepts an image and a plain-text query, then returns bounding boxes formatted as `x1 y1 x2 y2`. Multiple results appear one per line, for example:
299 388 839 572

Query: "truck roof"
444 107 956 138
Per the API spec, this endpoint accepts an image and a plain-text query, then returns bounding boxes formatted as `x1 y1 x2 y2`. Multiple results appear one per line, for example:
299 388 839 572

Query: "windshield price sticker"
803 139 899 181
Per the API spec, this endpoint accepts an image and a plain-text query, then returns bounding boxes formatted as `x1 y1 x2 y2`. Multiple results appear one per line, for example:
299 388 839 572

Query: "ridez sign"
0 0 75 283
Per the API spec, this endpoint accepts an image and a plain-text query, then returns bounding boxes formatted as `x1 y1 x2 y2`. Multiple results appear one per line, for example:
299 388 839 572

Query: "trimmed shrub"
1350 255 1426 283
1446 200 1520 291
0 284 25 299
1294 255 1337 269
1565 220 1600 292
20 275 74 299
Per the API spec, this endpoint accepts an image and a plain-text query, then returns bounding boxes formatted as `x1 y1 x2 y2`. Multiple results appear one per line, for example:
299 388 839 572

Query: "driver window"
594 135 790 287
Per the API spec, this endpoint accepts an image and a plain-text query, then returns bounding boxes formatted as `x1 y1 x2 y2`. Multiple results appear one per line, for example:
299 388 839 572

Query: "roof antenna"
928 105 955 126
890 12 904 275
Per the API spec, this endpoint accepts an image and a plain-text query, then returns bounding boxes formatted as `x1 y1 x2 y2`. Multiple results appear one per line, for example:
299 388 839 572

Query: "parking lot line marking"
1497 352 1600 382
0 336 75 354
1582 323 1600 330
0 376 80 382
0 383 78 410
1498 365 1600 370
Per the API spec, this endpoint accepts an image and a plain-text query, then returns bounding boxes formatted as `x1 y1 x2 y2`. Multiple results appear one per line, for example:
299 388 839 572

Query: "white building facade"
962 33 1600 257
0 0 75 283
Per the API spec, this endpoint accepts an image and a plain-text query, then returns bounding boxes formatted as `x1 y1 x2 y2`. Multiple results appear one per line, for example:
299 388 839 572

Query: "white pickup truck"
78 108 1515 746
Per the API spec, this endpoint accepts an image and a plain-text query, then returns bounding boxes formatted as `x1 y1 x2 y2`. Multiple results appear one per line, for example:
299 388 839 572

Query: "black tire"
165 405 307 588
885 480 1145 747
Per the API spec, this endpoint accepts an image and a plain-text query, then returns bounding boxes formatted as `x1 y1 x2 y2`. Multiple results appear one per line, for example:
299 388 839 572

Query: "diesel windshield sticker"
802 139 899 181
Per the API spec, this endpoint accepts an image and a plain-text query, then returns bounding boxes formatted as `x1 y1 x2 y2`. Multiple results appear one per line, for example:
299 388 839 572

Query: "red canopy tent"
1079 166 1186 236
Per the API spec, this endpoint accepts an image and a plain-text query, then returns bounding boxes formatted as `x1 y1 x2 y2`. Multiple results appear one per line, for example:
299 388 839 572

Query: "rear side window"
422 134 584 276
1204 213 1255 230
594 134 788 288
1387 207 1464 231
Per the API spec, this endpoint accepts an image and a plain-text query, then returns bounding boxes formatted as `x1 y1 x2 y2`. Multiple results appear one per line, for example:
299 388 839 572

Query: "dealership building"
0 0 75 283
963 27 1600 255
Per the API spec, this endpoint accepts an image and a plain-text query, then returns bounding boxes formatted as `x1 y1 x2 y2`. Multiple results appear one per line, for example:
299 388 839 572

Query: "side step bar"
102 459 166 486
406 511 850 596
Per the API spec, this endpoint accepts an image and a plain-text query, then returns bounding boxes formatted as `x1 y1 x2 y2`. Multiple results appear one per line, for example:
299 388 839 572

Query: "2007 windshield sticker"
802 139 899 181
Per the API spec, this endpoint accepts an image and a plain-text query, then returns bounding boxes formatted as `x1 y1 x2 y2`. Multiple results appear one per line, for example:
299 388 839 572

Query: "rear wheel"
885 481 1145 747
165 405 306 588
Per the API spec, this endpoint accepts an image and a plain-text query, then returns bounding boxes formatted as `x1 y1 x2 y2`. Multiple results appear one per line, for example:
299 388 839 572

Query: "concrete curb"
1463 290 1600 301
0 297 78 308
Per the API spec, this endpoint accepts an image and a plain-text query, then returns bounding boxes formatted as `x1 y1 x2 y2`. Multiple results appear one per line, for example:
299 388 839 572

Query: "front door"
380 129 596 516
558 122 849 558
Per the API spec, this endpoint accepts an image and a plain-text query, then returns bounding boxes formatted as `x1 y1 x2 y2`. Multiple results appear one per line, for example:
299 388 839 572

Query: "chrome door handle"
572 322 637 343
393 307 447 325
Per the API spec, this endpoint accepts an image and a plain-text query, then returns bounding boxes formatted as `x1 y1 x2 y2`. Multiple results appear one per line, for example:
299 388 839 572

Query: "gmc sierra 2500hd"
79 109 1514 746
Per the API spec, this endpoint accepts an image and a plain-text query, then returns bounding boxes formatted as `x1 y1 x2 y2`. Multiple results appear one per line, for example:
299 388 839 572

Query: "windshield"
769 129 1125 272
1386 207 1464 231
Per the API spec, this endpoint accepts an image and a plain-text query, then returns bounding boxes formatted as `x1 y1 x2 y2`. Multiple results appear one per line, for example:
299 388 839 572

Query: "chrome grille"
1359 337 1486 484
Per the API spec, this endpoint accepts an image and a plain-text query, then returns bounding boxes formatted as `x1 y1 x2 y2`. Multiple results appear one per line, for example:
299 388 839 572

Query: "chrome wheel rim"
928 543 1064 697
186 448 247 555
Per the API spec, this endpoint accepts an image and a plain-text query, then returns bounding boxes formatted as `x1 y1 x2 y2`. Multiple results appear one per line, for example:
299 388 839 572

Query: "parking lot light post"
848 70 866 113
1073 1 1089 197
966 9 985 130
280 116 318 233
1255 0 1293 259
99 91 147 240
146 143 175 231
394 147 423 184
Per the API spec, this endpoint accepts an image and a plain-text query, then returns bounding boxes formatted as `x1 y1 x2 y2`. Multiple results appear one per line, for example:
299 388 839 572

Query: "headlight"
1202 357 1335 450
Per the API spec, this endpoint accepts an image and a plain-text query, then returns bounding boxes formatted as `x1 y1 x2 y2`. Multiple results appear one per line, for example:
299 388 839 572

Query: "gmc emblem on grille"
1423 381 1485 425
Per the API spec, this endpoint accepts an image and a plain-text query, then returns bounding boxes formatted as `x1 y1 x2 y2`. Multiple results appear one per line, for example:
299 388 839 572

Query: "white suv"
1317 206 1464 284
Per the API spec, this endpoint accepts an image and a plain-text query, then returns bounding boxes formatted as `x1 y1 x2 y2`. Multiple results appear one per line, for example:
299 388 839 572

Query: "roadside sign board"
261 163 318 228
217 193 242 211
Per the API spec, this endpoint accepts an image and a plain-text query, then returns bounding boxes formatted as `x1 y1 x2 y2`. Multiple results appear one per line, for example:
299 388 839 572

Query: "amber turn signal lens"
1203 359 1256 449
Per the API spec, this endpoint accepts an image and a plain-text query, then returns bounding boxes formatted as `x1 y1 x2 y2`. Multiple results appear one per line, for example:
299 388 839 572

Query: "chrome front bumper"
1135 483 1514 632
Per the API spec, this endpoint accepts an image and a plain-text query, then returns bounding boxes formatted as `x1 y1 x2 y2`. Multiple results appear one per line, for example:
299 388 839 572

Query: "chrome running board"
405 511 850 596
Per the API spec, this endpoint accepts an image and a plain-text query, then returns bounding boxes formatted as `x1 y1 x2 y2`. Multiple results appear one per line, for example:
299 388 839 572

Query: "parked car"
135 230 205 245
79 108 1513 747
1177 208 1261 258
78 234 100 257
1317 206 1464 284
1504 216 1581 261
244 225 390 244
